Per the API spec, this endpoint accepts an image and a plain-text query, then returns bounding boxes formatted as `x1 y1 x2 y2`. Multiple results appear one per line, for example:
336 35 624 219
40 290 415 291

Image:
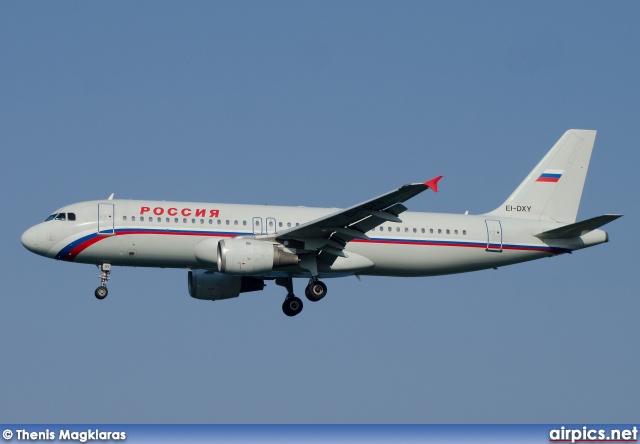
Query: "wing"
274 176 442 256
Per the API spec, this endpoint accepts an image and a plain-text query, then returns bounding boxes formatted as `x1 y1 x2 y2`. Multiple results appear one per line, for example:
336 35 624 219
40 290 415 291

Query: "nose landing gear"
95 263 111 300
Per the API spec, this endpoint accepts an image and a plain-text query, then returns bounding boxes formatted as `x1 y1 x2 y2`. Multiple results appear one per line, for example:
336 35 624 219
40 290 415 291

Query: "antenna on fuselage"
108 193 114 200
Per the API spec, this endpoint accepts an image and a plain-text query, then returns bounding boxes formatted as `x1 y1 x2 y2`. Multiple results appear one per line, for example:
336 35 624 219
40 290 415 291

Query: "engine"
188 269 264 300
217 239 299 275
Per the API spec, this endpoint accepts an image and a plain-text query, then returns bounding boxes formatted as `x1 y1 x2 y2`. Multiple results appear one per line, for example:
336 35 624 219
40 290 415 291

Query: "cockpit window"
67 213 76 221
45 214 57 222
55 213 66 221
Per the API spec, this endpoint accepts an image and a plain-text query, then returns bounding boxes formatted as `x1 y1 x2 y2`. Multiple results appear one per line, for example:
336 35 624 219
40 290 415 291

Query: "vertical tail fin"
486 129 596 223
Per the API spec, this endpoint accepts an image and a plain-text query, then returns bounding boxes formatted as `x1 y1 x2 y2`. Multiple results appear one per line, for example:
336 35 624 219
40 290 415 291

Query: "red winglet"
424 176 443 192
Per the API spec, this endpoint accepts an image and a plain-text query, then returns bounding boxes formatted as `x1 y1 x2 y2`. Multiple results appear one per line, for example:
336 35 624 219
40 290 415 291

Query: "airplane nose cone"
21 226 40 253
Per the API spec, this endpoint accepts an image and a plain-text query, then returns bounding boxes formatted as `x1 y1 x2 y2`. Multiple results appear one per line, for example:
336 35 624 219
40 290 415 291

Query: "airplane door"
266 217 277 234
252 217 263 235
98 203 115 235
485 219 502 252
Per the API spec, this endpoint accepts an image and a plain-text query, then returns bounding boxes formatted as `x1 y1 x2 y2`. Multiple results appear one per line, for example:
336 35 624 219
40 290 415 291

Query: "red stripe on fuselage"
65 235 105 261
62 231 239 261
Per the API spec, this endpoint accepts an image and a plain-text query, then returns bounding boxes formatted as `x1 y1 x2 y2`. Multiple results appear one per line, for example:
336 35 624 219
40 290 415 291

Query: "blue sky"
1 1 638 423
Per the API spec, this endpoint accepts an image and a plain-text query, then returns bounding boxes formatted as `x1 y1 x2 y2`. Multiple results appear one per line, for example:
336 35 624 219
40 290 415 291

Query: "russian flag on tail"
536 169 564 183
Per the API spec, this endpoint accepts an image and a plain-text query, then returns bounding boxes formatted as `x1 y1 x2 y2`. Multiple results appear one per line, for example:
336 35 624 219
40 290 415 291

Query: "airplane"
21 129 621 317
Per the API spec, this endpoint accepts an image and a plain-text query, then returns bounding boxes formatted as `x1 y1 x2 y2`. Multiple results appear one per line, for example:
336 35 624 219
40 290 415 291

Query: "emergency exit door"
252 217 263 235
253 217 277 235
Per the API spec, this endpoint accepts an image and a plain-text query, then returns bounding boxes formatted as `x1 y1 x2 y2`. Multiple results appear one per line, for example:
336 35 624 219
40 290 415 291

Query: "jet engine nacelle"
217 239 299 275
194 237 219 268
188 269 264 300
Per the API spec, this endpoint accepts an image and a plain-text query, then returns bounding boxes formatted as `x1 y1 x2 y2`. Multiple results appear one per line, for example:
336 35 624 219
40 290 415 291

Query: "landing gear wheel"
95 263 111 300
282 294 303 317
95 286 108 300
305 280 327 302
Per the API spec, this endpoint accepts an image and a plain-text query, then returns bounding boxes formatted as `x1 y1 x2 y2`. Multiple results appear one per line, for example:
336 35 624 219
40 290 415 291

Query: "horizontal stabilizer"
534 214 622 239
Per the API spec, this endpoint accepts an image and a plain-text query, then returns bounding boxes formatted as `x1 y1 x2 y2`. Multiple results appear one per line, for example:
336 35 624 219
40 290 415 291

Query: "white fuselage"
21 199 608 278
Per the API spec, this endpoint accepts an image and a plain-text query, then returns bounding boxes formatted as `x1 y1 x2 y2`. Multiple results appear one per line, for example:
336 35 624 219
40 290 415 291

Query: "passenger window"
438 229 442 234
209 220 213 225
192 218 195 224
183 218 187 223
413 228 417 233
157 217 161 222
226 220 230 225
123 216 127 221
278 222 282 227
218 220 222 225
148 217 152 222
175 218 178 223
287 222 291 227
396 227 400 232
463 230 467 235
68 213 76 221
165 217 169 223
243 221 247 226
55 213 66 221
235 220 239 225
455 229 458 234
388 227 392 232
200 219 204 224
296 223 299 226
446 229 450 234
405 227 409 233
132 216 136 221
421 228 425 233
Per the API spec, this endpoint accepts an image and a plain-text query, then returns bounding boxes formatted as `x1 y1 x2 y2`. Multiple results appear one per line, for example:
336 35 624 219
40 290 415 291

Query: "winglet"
424 176 443 193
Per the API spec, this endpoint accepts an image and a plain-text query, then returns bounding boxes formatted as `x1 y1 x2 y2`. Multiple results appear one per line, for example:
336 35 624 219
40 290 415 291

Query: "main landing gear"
276 276 328 317
305 279 327 302
276 277 303 317
94 263 111 300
